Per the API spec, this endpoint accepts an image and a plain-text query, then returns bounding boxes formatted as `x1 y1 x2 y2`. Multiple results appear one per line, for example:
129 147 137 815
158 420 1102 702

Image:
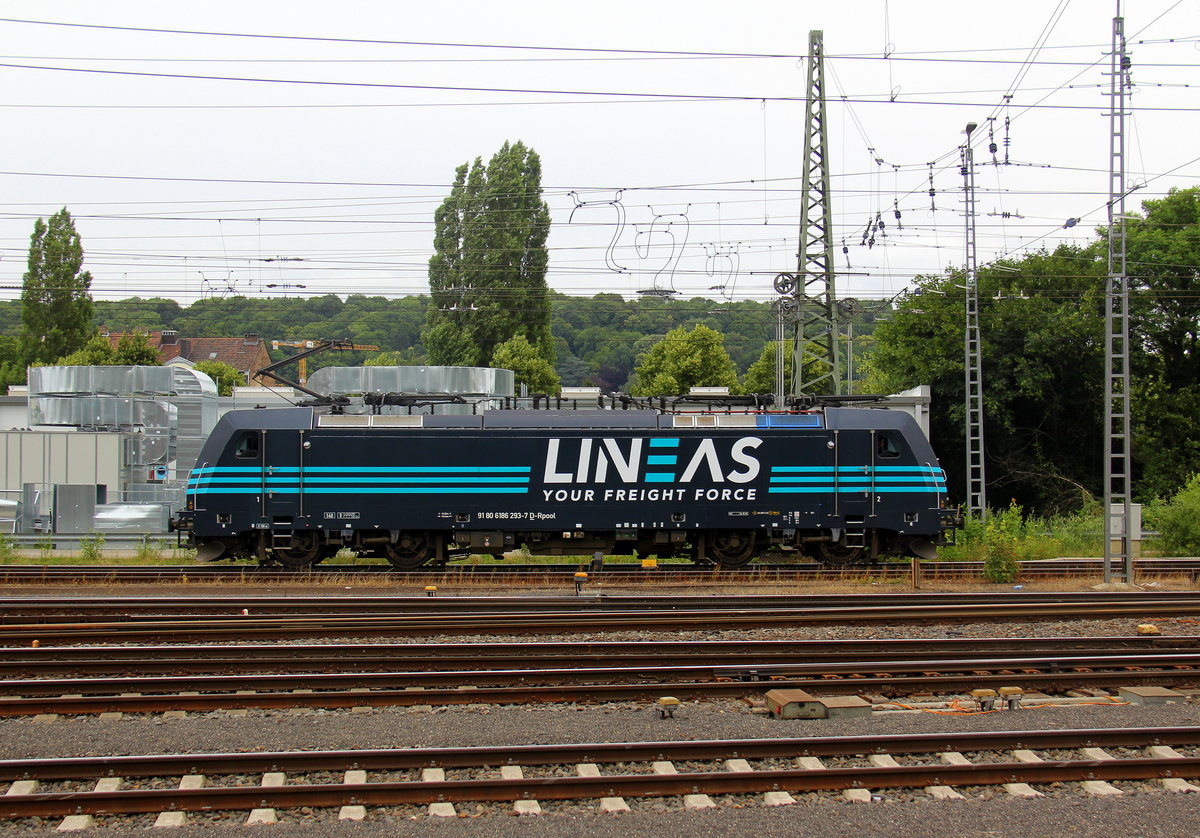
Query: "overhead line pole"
961 122 987 521
788 29 841 398
1103 4 1133 583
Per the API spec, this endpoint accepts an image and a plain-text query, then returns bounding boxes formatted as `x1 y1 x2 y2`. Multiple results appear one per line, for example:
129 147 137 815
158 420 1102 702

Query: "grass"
0 546 197 565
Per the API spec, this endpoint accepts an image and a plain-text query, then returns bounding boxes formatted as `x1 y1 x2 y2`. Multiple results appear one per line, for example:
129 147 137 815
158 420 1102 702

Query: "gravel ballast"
2 599 1199 835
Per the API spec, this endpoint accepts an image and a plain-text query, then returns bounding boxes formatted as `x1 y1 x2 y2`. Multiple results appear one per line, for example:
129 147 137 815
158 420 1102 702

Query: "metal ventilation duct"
307 365 514 404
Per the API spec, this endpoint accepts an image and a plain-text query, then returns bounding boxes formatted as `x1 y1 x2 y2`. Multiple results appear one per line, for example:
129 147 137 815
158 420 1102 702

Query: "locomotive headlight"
303 441 312 449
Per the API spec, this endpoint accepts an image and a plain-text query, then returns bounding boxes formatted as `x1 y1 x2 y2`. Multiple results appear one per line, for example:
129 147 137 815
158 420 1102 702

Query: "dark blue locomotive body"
178 406 956 568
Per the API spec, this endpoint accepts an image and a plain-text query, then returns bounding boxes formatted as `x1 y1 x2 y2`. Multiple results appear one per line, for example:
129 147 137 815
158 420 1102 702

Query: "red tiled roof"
104 331 272 379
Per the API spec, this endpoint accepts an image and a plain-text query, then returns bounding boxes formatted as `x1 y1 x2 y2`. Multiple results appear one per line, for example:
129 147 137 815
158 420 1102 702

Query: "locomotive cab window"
234 431 260 459
876 432 901 458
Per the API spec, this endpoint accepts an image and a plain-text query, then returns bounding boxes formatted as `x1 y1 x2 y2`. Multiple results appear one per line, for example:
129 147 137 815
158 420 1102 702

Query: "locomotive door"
262 429 305 523
832 428 873 519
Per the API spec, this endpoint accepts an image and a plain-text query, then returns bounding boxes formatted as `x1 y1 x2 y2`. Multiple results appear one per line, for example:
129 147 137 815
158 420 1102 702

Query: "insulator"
989 142 998 154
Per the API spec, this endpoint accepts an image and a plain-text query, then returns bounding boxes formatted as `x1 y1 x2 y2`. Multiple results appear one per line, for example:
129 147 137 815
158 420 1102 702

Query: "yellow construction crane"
271 339 380 384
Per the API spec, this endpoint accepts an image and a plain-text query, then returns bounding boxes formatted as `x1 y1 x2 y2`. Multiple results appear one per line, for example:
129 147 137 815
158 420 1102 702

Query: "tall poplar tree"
20 208 94 365
424 141 552 367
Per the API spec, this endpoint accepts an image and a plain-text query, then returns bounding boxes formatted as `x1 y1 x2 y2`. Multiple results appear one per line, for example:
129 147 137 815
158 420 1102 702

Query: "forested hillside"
0 292 886 391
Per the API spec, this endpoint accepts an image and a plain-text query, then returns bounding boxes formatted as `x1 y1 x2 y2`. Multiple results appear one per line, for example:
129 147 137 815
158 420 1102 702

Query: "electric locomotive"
176 404 957 568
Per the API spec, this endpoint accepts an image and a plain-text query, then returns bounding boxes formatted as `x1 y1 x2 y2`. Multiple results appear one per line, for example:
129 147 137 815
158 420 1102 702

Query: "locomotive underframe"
188 519 949 569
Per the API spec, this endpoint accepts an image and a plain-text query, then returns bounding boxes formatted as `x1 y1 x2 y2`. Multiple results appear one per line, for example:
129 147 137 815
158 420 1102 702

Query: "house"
103 330 273 384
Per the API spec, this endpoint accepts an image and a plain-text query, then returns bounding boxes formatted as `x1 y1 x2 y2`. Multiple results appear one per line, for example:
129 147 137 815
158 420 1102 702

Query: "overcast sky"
0 0 1194 309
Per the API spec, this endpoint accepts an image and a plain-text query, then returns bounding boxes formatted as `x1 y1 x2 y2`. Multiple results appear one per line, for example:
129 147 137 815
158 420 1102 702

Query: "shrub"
1146 474 1200 556
134 538 164 562
78 534 105 562
982 501 1024 583
0 533 14 562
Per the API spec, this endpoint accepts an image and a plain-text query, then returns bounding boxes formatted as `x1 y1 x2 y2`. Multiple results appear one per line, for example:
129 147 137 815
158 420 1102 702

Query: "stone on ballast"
1004 783 1043 798
926 785 965 800
57 815 94 832
152 811 187 828
245 809 278 825
763 791 796 806
338 805 366 821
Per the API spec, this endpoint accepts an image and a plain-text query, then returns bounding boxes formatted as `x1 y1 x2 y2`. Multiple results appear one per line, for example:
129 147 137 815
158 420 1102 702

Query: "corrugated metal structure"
2 366 221 532
306 366 514 412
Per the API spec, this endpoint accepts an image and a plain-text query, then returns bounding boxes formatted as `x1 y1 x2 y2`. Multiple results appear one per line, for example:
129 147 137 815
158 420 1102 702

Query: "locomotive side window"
877 432 901 458
234 431 260 459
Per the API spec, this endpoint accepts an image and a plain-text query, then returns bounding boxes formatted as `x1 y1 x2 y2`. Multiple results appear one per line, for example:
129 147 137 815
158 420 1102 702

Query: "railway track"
0 557 1196 584
1 592 1198 643
2 590 1198 620
2 727 1198 820
4 636 1195 676
2 638 1199 715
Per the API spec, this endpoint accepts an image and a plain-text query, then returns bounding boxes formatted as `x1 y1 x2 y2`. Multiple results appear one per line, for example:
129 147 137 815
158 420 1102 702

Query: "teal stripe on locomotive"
190 465 531 475
188 476 531 485
188 464 532 496
190 487 529 495
768 464 946 494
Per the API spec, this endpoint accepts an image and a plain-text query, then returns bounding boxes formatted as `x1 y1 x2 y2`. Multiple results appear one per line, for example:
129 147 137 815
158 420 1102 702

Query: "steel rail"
3 636 1192 677
7 588 1200 607
1 728 1198 817
4 651 1200 698
6 590 1200 620
4 600 1200 643
1 665 1197 715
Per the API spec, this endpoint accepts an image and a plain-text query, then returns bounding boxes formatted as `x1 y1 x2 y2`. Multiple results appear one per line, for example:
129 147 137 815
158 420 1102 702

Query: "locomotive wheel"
813 540 866 565
708 531 756 568
384 531 434 569
273 531 323 569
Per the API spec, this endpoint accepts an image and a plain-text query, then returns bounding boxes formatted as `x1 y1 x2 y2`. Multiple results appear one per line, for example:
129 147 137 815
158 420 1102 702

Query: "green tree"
864 246 1107 514
56 331 161 366
364 348 425 366
0 335 23 393
193 360 245 396
742 341 799 395
20 209 94 365
113 331 161 365
630 324 739 396
56 333 117 365
492 334 560 395
424 141 552 367
1113 187 1200 499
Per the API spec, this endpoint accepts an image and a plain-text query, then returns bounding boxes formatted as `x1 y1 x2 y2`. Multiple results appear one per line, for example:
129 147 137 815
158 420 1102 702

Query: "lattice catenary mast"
1104 6 1134 582
776 29 841 399
961 123 987 520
